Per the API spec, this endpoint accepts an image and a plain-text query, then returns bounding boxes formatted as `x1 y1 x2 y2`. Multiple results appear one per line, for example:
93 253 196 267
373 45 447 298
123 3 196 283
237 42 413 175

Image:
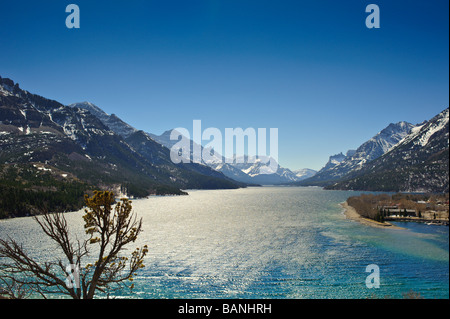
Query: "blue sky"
1 0 448 170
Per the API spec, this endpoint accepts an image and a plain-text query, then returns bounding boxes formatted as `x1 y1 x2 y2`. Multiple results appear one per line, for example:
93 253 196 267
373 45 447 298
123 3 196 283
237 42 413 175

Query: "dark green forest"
0 164 89 218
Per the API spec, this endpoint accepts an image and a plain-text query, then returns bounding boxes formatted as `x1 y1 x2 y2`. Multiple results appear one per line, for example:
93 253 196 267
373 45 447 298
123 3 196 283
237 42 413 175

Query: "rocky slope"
326 108 449 193
300 122 415 185
1 75 242 216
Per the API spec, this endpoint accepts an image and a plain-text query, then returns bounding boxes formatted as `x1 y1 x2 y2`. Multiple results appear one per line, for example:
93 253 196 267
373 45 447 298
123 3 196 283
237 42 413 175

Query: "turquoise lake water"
0 187 448 299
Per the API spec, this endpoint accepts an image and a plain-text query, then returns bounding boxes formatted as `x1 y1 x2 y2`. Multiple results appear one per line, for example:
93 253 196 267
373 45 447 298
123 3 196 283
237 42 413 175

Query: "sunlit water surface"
0 187 448 298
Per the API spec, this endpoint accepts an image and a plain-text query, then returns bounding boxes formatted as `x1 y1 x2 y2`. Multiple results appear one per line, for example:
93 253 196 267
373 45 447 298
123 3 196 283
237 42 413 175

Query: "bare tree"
0 191 148 299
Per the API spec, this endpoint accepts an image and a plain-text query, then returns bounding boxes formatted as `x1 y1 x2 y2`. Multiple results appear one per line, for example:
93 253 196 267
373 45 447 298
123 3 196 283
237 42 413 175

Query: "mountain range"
69 102 245 188
302 121 416 184
298 108 449 193
1 74 448 216
147 129 317 185
0 76 244 216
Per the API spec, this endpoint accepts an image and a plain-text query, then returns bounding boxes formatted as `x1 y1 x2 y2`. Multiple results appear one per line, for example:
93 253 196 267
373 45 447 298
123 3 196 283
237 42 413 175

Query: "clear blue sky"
1 0 448 170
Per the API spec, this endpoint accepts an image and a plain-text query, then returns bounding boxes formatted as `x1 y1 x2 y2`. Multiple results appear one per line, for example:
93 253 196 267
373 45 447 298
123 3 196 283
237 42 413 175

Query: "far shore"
340 201 404 230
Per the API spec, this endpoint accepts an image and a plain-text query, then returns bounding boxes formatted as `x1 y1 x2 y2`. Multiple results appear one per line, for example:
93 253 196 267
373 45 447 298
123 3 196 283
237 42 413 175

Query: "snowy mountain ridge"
326 107 449 193
301 121 416 184
69 102 138 139
1 76 242 201
148 130 316 184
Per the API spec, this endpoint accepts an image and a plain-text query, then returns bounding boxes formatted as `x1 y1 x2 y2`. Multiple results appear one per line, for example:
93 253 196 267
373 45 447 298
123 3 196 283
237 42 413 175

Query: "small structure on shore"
378 205 417 217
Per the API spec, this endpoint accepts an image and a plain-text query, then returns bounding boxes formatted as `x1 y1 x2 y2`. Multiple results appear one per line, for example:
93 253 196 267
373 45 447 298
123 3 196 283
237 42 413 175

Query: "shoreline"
340 201 404 230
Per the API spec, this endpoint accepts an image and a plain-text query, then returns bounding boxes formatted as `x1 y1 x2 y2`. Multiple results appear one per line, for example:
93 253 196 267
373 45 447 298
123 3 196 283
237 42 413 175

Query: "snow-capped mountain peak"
148 129 314 185
394 108 449 149
302 121 416 183
327 107 449 193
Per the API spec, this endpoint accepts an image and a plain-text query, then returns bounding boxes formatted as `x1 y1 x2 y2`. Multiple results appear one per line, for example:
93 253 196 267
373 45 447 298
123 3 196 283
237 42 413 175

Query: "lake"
0 186 448 299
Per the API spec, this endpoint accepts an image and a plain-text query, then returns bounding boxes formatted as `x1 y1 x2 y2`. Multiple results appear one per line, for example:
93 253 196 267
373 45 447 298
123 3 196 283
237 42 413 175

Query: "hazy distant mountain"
148 129 224 165
292 168 317 180
149 129 315 185
327 107 449 193
219 156 302 185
